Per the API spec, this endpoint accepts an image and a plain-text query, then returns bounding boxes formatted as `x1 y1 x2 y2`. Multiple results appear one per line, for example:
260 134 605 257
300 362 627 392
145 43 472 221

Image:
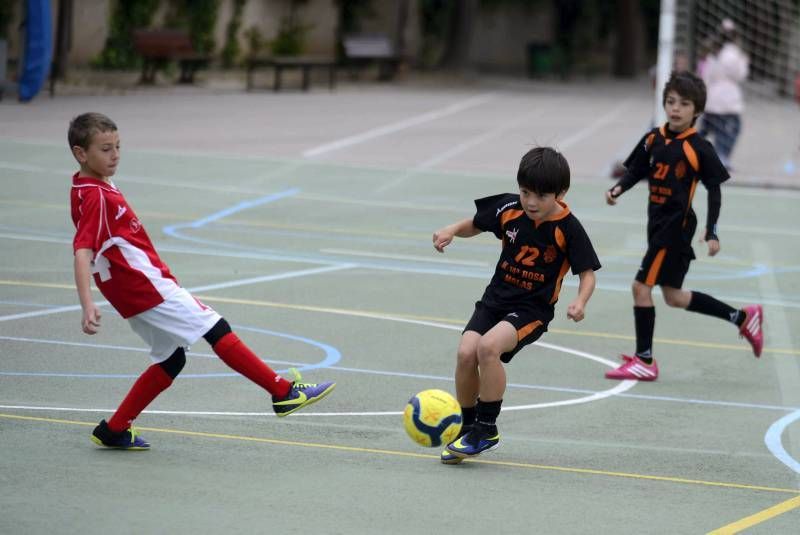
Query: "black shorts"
635 243 694 288
463 301 549 363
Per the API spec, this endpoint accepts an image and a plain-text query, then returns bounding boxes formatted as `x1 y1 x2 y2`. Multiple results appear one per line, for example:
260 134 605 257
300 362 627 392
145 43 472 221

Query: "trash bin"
795 72 800 104
526 42 553 78
0 39 7 99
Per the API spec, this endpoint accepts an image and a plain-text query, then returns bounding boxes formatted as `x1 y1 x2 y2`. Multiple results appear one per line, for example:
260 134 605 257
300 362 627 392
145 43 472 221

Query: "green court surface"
1 79 799 534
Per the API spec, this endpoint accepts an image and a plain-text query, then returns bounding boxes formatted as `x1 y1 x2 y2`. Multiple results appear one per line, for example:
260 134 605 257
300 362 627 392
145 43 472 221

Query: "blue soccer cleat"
272 369 336 417
445 428 500 459
440 425 473 464
90 420 150 450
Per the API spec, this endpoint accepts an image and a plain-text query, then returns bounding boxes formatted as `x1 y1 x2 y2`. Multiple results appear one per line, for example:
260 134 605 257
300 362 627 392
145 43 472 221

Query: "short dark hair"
662 70 706 114
68 112 117 150
516 147 570 194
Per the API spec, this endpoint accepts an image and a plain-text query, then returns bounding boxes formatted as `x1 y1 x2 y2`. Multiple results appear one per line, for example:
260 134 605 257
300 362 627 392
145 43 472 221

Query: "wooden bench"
342 33 400 81
132 29 209 85
246 56 336 92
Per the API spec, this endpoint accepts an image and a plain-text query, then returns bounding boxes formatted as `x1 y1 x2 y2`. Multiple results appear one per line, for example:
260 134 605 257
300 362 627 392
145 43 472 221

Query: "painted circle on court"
0 325 340 379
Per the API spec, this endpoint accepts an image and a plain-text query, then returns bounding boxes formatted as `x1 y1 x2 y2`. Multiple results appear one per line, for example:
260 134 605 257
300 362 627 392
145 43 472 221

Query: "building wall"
2 0 422 67
3 0 343 66
70 0 112 64
231 0 338 57
2 0 617 74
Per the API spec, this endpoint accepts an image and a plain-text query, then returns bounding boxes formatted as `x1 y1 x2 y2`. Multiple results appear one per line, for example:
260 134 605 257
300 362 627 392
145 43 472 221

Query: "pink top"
703 43 749 114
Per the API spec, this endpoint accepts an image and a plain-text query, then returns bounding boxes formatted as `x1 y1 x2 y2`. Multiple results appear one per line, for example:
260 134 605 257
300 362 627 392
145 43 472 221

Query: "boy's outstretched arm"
74 248 101 335
566 269 596 322
606 166 644 205
433 218 481 252
699 183 721 257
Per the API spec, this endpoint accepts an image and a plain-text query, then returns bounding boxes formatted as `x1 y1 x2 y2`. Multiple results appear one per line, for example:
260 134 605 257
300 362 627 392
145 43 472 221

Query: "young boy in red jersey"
604 71 763 382
69 112 335 449
432 147 601 463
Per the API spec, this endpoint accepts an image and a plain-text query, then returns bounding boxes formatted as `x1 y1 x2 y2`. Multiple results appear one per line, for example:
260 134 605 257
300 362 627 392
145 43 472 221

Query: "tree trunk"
613 0 640 77
439 0 476 70
394 0 409 60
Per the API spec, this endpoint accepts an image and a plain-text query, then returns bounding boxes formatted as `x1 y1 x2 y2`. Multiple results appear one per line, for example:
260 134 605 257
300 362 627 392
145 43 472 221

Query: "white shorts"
128 288 221 363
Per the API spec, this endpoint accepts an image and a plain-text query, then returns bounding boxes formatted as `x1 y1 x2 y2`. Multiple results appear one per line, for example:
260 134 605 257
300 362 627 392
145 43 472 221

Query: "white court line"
5 160 800 238
320 248 488 267
0 265 355 323
555 101 631 150
302 93 497 158
0 319 636 417
374 107 549 193
757 240 800 476
0 304 90 323
765 410 800 474
4 335 800 412
186 264 355 292
0 232 70 244
3 231 800 310
4 135 800 196
413 109 541 170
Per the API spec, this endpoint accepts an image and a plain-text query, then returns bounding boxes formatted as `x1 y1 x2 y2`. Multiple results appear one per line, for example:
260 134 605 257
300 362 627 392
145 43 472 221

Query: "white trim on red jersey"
71 174 180 318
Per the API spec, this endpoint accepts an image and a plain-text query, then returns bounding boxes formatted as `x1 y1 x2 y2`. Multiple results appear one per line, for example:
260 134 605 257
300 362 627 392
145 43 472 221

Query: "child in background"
605 71 763 382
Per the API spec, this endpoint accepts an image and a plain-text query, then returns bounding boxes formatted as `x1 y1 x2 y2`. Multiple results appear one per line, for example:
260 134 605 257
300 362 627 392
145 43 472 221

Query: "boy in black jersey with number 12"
604 71 764 382
432 147 601 463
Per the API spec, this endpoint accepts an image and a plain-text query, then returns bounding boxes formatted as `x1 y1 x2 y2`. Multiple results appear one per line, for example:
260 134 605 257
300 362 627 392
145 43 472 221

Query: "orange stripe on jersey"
554 226 566 252
517 320 543 342
683 178 699 227
549 259 571 304
646 132 656 149
682 140 699 172
500 209 525 228
645 248 667 286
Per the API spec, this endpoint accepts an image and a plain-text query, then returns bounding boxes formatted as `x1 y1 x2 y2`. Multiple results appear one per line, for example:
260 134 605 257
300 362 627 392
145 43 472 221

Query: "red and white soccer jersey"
71 174 180 318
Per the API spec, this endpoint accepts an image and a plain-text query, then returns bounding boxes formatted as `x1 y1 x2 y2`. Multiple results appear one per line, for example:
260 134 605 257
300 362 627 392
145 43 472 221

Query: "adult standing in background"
699 19 749 171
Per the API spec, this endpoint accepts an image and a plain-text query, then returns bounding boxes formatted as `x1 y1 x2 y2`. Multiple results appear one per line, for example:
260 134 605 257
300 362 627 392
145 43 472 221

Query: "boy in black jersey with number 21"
604 71 764 382
432 147 601 463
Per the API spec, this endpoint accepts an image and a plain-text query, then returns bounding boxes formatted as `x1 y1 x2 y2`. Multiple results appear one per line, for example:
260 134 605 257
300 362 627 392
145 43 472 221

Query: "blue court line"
2 227 800 307
3 334 800 414
233 324 341 372
765 409 800 474
162 188 300 236
0 324 340 378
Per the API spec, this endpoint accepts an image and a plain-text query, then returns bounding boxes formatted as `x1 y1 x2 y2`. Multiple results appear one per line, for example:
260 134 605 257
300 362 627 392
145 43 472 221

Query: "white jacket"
703 43 749 114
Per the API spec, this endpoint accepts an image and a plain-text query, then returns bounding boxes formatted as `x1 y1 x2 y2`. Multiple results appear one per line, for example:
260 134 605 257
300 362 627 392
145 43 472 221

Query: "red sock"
107 364 173 433
213 332 292 398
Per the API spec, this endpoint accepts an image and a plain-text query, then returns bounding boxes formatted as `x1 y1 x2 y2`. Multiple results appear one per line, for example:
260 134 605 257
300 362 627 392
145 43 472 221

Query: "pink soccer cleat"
605 354 659 381
739 305 764 358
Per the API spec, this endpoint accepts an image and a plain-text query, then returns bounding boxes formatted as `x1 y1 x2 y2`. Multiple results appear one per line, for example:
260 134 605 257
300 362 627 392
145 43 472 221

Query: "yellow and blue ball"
403 389 462 447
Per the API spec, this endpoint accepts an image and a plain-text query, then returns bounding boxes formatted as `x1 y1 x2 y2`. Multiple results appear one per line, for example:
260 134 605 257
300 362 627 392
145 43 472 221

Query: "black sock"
461 406 476 428
634 306 655 363
687 291 741 325
473 399 502 438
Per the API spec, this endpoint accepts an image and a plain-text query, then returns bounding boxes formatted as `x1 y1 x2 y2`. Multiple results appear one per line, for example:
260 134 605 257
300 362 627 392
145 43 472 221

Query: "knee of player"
158 347 186 379
662 289 684 308
476 339 504 363
456 346 478 367
632 281 652 299
203 318 232 347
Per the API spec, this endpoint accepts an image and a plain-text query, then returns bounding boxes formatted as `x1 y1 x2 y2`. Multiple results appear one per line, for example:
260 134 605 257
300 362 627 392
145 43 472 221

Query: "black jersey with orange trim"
623 125 729 249
472 193 601 316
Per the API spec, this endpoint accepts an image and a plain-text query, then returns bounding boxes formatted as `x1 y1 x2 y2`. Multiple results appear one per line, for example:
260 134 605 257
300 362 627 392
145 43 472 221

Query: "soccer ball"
403 389 462 447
